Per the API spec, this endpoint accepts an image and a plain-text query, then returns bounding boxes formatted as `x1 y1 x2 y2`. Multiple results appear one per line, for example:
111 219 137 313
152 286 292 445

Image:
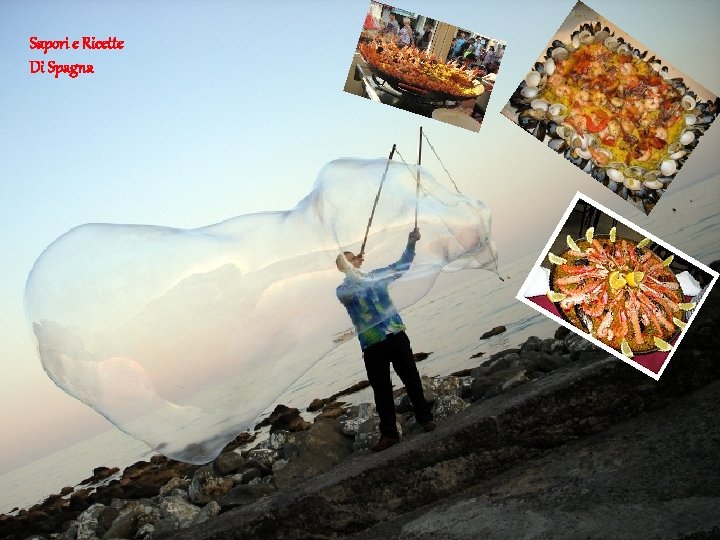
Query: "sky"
0 0 719 474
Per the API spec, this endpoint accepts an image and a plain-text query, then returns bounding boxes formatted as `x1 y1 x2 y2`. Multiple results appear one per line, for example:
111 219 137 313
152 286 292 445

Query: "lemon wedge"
585 227 594 243
546 291 567 302
678 302 696 311
609 270 627 290
620 339 633 358
637 238 651 248
625 271 644 288
662 255 674 266
653 336 671 352
548 253 567 265
609 227 617 242
673 317 687 329
566 235 581 252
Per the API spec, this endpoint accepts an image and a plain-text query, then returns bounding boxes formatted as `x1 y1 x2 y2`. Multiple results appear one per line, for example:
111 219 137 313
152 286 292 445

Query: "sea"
1 175 718 515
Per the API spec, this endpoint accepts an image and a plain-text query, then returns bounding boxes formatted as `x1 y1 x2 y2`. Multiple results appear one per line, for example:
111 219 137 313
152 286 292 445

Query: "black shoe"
421 421 436 432
371 435 400 452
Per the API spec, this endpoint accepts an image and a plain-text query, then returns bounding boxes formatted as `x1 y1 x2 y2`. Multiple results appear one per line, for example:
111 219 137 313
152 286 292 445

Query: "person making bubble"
335 228 435 452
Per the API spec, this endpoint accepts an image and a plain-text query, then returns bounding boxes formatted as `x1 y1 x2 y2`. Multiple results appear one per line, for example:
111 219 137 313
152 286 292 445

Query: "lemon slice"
546 290 567 302
678 302 696 311
662 255 674 266
585 227 594 243
548 253 567 265
609 227 617 242
566 235 581 252
625 271 644 288
653 336 671 352
620 339 633 358
673 317 687 329
637 238 651 248
609 271 627 290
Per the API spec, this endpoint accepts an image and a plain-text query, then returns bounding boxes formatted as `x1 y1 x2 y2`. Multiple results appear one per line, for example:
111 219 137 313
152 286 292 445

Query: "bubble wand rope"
359 144 397 258
415 127 422 230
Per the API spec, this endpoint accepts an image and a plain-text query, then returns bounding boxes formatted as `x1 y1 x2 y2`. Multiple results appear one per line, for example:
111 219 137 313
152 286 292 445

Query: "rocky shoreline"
2 274 718 539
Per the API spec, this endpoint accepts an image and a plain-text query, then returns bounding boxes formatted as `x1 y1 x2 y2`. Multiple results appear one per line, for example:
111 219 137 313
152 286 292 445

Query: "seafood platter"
358 39 484 104
546 226 694 357
503 20 718 214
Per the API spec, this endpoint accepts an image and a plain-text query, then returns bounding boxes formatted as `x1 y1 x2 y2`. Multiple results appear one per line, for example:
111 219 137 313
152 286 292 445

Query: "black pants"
362 331 433 437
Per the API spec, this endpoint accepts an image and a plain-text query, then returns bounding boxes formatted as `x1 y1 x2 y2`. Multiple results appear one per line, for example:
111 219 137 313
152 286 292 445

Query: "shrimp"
575 89 590 106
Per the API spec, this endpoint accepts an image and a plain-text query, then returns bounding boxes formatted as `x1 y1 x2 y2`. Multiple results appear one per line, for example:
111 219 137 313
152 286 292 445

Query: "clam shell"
604 36 619 51
552 47 569 61
594 30 610 43
525 71 542 87
679 130 696 145
579 30 593 44
607 168 624 183
670 149 686 160
643 179 664 190
660 159 677 176
626 166 645 178
531 99 550 111
624 176 644 191
571 35 580 49
528 108 548 120
547 103 568 117
650 62 662 72
575 147 592 160
681 95 696 110
556 124 575 140
521 85 539 99
684 114 697 126
544 58 556 76
616 43 630 55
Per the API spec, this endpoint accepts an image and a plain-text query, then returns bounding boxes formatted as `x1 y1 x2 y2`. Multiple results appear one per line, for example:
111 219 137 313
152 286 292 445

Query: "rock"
102 501 159 539
420 376 441 401
80 466 119 485
193 501 221 525
267 430 295 450
565 331 600 355
471 369 525 401
135 523 155 540
254 404 312 432
159 476 190 497
432 395 468 420
159 495 201 526
554 325 571 340
219 484 276 510
437 376 462 397
521 350 573 373
520 335 544 353
240 458 272 476
60 486 74 496
245 448 279 470
273 417 354 489
414 352 432 362
220 431 256 453
353 417 382 452
213 451 244 476
340 417 360 437
281 443 301 460
319 402 347 419
469 351 485 359
75 503 105 540
188 469 234 505
237 467 262 484
501 369 533 390
480 325 507 339
307 398 326 412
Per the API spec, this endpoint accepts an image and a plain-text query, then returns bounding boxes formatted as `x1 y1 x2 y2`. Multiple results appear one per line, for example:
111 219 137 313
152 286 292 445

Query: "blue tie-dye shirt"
336 242 416 349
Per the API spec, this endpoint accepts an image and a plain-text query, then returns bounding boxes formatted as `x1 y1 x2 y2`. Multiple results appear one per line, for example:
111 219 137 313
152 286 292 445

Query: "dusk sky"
1 0 718 476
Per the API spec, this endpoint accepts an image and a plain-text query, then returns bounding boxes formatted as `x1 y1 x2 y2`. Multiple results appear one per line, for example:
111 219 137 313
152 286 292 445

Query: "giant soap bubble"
25 158 497 463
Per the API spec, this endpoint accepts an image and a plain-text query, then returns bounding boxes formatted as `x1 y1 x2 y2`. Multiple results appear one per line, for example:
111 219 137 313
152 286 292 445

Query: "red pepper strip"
601 136 617 146
647 136 666 149
585 109 610 132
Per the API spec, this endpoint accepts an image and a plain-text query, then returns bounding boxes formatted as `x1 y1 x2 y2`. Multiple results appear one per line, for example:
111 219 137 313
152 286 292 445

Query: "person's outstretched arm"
368 228 420 281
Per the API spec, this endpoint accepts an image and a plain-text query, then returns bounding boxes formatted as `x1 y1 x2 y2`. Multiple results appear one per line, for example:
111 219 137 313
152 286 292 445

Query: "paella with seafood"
547 227 694 356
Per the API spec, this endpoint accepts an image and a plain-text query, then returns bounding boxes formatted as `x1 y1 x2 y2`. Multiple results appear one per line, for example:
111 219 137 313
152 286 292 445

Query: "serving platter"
502 17 718 214
547 231 688 356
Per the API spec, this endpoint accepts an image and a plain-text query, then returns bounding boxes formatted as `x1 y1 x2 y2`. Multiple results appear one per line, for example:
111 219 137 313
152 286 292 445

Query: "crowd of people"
363 10 434 51
448 32 504 74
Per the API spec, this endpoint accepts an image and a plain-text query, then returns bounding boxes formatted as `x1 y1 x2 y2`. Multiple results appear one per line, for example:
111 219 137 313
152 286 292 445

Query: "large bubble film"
25 158 497 463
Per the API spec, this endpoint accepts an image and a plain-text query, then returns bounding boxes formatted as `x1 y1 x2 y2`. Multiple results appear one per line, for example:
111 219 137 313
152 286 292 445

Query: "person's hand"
408 228 421 243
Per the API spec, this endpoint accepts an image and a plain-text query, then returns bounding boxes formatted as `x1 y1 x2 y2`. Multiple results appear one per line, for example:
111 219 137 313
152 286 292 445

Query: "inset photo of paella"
517 193 718 380
501 1 719 214
344 1 507 132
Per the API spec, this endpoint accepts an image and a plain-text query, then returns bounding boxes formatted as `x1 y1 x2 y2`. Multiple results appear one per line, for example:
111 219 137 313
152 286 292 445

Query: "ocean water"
1 175 717 515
